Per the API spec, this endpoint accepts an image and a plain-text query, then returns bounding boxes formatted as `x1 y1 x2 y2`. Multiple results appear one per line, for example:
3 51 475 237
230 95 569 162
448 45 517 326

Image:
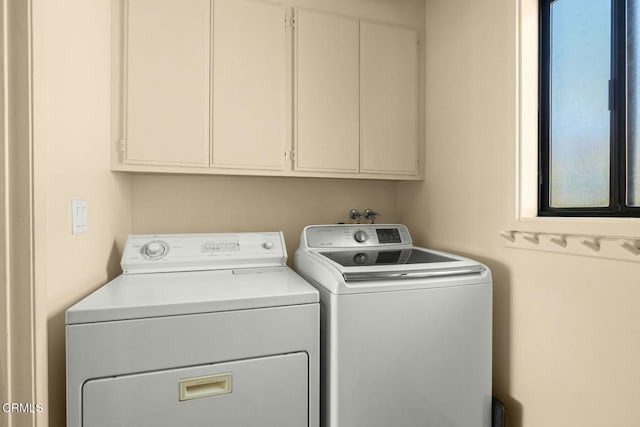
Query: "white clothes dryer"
294 224 492 427
66 232 319 427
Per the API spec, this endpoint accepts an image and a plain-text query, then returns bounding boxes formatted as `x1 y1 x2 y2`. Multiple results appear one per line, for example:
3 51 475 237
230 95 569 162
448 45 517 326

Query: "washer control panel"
303 224 412 248
121 232 286 274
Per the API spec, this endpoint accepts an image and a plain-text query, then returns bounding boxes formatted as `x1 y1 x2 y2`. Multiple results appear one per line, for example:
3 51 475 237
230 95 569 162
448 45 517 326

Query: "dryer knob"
354 230 369 243
143 241 167 259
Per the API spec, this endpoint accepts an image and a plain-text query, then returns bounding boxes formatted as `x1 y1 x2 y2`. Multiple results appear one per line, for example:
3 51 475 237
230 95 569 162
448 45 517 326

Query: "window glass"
549 0 611 207
629 0 640 206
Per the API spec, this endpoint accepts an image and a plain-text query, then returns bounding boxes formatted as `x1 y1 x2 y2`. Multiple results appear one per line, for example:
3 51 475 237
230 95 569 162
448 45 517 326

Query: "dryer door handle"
179 373 233 401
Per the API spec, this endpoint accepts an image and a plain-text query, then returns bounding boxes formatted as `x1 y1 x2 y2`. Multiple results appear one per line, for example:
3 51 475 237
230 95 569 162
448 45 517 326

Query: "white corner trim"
515 0 539 222
2 0 44 426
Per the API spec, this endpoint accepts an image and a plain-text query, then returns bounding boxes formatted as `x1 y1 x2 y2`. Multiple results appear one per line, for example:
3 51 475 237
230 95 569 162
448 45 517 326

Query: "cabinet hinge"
285 16 295 29
119 140 126 158
285 149 296 160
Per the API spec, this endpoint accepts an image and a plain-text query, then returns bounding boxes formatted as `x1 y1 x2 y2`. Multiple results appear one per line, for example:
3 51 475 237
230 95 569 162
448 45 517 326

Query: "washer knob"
354 230 369 243
143 241 167 259
263 241 274 250
354 253 369 264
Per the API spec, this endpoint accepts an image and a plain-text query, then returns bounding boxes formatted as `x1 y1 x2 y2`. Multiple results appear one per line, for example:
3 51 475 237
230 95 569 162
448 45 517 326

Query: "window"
540 0 640 216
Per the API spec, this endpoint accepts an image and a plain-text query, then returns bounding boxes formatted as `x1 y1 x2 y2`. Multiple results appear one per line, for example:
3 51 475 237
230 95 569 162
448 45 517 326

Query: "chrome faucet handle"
364 209 380 224
348 209 363 224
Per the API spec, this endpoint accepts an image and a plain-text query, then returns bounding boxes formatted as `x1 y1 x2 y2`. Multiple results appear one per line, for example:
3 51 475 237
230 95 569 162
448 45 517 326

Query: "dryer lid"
65 267 319 325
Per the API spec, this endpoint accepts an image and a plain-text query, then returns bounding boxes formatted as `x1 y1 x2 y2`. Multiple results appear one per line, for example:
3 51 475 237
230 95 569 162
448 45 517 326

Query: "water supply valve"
348 209 363 224
364 209 380 224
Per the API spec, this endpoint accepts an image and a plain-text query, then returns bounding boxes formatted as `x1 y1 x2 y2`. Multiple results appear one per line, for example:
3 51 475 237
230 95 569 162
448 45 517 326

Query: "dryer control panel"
121 232 287 274
302 224 412 248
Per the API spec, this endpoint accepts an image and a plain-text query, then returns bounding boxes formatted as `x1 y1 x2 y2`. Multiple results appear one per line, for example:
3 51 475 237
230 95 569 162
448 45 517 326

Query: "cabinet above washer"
111 0 425 181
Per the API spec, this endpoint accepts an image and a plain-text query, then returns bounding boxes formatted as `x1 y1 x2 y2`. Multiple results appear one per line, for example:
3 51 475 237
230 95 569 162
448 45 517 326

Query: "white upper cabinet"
360 22 419 175
114 0 423 180
124 0 210 167
294 10 359 173
212 0 288 170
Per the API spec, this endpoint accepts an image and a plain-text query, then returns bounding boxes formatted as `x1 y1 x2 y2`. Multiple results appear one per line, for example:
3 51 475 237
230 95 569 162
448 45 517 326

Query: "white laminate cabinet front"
114 1 423 180
124 0 210 167
360 21 419 175
212 0 288 171
294 9 360 173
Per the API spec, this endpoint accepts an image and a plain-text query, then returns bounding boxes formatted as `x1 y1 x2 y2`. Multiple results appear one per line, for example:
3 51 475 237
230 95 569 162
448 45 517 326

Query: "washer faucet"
348 209 362 223
364 209 380 224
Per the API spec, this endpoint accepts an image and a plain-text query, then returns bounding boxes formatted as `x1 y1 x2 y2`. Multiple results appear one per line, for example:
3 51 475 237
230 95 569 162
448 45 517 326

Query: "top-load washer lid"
66 232 319 324
295 225 490 293
320 248 458 267
319 248 485 282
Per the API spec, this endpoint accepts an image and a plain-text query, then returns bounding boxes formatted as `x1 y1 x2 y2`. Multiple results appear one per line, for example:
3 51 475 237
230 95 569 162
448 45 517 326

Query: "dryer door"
82 352 308 427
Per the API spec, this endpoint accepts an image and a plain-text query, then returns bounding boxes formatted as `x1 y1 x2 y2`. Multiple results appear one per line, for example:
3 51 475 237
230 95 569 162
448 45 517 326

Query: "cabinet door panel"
125 0 210 166
295 10 359 173
360 22 418 175
212 0 287 170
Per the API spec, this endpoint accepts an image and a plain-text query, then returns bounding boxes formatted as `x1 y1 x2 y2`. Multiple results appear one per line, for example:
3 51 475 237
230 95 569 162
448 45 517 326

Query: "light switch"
71 200 88 234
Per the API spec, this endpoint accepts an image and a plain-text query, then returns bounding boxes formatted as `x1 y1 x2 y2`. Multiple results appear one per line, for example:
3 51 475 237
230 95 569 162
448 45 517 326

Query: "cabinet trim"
112 162 423 180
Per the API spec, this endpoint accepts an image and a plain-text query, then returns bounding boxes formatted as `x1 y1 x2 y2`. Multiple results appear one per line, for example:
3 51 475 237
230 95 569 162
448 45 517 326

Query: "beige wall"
32 0 132 426
26 0 640 426
399 0 640 426
131 175 398 259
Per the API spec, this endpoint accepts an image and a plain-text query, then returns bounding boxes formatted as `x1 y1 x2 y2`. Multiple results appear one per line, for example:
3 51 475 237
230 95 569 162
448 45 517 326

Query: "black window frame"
539 0 640 217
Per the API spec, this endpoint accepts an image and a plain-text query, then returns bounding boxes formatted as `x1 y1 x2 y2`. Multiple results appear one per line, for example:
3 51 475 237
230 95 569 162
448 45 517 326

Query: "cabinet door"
124 0 210 167
360 22 418 175
294 10 359 173
212 0 288 170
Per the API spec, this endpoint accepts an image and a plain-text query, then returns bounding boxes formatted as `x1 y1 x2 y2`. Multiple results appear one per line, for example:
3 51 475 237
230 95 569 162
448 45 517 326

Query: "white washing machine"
294 224 492 427
66 232 319 427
